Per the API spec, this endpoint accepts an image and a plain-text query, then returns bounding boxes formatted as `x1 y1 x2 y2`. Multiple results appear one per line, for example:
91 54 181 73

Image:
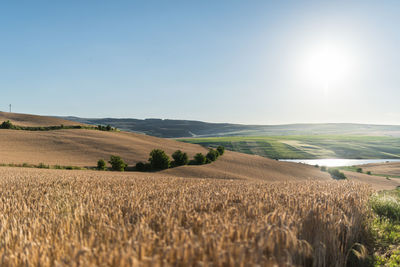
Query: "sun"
300 41 356 88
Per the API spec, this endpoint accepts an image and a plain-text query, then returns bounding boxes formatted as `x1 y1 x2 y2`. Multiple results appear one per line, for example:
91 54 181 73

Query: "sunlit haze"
1 1 399 125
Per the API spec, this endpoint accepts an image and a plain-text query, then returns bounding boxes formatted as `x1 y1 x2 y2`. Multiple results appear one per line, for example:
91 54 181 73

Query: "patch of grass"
337 166 360 172
371 190 400 221
372 173 400 179
368 188 400 265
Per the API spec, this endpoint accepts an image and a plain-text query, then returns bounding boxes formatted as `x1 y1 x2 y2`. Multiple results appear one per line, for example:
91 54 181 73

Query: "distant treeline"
0 146 225 173
98 146 225 172
0 120 117 132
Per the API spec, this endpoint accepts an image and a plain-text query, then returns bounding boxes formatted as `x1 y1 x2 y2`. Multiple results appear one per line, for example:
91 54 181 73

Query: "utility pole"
9 104 11 113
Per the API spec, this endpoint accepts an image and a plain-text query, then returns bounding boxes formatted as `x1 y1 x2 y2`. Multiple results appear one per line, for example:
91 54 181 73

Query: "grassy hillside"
61 116 400 138
179 135 400 159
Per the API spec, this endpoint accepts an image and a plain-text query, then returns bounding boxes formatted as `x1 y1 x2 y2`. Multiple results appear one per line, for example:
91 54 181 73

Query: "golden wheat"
0 167 371 266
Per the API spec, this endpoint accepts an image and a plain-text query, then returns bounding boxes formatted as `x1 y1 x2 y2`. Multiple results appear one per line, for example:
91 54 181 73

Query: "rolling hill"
0 112 330 182
0 111 85 127
60 116 400 138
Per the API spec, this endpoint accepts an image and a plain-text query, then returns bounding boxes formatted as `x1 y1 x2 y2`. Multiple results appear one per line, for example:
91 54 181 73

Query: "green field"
179 135 400 159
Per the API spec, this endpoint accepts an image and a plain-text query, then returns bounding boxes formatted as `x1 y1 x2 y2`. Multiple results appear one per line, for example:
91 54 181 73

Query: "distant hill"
0 112 330 182
60 116 400 138
0 111 86 127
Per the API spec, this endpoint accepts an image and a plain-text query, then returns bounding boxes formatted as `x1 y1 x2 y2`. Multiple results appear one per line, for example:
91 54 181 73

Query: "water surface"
280 159 400 167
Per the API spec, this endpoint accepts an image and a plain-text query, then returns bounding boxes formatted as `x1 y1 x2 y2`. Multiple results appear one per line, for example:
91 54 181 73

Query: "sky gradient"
1 1 399 124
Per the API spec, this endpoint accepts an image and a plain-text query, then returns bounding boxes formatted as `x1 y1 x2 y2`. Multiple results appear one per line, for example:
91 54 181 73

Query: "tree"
193 153 206 165
356 167 363 173
171 150 189 167
216 146 225 155
97 159 107 170
135 162 145 171
106 125 112 131
0 120 12 129
108 155 127 171
149 149 170 170
206 149 219 162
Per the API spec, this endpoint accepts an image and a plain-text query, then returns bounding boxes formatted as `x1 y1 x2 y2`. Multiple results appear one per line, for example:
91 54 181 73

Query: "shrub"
193 153 206 165
367 171 372 175
149 149 170 170
0 120 13 129
357 167 363 173
37 163 49 169
143 163 152 171
216 146 225 155
97 159 107 170
135 162 145 172
98 125 114 131
320 166 327 172
206 149 219 162
370 192 400 221
328 168 347 180
108 155 127 171
171 150 189 167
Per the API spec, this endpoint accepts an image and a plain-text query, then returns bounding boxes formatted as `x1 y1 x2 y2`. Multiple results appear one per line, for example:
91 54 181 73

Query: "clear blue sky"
1 1 399 124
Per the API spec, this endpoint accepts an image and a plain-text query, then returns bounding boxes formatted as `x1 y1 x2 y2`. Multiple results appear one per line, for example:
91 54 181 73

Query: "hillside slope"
0 128 331 182
61 116 400 138
0 112 85 127
0 113 332 182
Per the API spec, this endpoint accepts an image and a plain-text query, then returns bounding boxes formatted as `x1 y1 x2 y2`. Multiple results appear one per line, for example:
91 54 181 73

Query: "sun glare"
299 41 356 88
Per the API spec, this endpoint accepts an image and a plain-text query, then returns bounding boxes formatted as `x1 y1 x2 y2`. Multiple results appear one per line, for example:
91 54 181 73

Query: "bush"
97 124 114 131
367 171 372 175
216 146 225 155
97 159 107 170
328 168 347 180
171 150 189 167
108 155 127 171
206 149 219 162
320 166 327 172
37 163 49 169
356 167 363 173
149 149 170 170
0 120 13 129
371 192 400 221
192 153 206 165
135 162 145 172
143 163 152 171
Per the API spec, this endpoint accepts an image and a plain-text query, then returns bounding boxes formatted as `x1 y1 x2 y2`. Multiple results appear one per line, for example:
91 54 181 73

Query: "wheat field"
0 167 372 267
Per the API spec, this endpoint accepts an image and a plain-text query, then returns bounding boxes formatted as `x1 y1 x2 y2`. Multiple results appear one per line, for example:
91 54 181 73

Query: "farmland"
0 112 398 266
179 135 400 159
0 167 371 266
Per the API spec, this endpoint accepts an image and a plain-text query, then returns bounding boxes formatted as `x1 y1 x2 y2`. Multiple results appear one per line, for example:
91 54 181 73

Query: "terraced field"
180 135 400 159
